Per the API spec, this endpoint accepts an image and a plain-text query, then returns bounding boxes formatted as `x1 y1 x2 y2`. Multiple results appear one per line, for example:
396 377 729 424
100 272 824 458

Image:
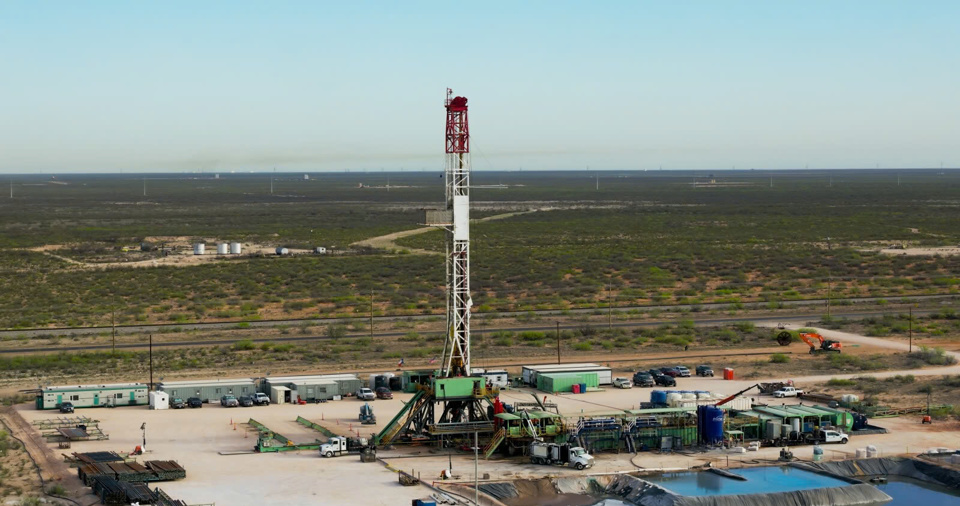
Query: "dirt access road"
758 322 960 382
351 209 540 254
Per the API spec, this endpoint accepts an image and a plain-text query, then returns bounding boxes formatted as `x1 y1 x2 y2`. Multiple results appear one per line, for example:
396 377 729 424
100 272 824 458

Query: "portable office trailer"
472 369 509 388
156 378 256 403
37 383 149 410
262 374 361 401
522 363 612 386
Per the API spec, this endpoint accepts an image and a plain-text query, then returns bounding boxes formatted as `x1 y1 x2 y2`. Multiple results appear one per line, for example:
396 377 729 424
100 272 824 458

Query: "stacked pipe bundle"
145 460 187 481
92 476 156 505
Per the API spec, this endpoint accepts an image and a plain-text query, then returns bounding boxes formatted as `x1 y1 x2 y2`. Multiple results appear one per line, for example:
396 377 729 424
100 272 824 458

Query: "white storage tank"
230 242 242 254
193 243 205 255
314 247 327 254
149 391 169 410
666 392 682 406
276 247 289 255
217 243 229 255
866 445 878 458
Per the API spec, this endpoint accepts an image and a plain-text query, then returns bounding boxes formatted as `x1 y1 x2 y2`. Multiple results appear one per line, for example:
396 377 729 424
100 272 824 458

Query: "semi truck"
528 442 594 470
319 436 370 457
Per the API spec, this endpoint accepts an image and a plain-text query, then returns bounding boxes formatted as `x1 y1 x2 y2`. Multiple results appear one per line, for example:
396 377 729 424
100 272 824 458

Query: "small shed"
148 391 169 410
270 386 292 404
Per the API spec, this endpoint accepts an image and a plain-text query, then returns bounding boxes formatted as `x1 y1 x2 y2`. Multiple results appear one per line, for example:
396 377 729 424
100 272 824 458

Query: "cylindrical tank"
230 242 242 254
766 420 781 440
681 393 696 401
666 393 682 406
276 247 289 255
193 243 205 255
217 243 229 255
651 390 667 404
368 374 377 389
791 418 801 435
866 445 878 458
813 445 824 461
782 425 792 439
701 406 725 444
572 384 581 394
856 448 867 458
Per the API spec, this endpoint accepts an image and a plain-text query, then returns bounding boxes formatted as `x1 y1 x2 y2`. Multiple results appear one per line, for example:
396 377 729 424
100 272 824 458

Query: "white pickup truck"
807 429 849 444
773 386 804 398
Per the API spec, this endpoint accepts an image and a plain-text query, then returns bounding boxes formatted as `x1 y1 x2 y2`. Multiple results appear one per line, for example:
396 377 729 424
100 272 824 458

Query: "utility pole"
474 431 479 506
556 322 561 364
148 334 154 390
369 289 374 340
9 179 12 198
112 308 117 354
143 176 147 197
909 305 913 353
607 285 612 330
826 278 832 319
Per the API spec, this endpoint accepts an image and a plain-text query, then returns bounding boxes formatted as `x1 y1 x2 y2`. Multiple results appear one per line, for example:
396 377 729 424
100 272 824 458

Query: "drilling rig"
374 90 497 446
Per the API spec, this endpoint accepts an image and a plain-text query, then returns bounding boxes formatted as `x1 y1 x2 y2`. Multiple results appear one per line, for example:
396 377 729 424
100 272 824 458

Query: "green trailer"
537 372 599 393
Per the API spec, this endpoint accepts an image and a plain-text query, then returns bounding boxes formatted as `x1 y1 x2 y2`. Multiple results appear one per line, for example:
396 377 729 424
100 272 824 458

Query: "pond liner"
600 473 891 506
706 468 747 481
803 457 960 490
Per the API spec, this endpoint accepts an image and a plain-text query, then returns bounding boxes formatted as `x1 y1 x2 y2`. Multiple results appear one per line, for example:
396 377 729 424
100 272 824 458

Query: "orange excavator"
776 325 842 354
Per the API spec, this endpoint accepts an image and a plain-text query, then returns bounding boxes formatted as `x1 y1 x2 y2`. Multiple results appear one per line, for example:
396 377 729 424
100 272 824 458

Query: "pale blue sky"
1 1 958 172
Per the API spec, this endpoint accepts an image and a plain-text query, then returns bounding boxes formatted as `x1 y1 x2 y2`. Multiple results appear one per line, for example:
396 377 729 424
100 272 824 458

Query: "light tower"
441 88 472 378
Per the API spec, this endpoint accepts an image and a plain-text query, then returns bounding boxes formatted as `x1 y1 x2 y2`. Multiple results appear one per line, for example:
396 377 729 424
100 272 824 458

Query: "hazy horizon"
2 1 958 173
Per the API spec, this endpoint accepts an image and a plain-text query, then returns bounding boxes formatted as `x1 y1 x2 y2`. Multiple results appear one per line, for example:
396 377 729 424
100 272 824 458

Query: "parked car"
613 377 633 389
654 373 676 387
659 367 681 378
170 398 186 409
253 393 270 406
632 372 655 387
674 366 691 377
238 395 254 407
375 387 393 399
356 388 376 401
58 402 75 413
696 365 715 377
220 395 239 407
187 397 203 408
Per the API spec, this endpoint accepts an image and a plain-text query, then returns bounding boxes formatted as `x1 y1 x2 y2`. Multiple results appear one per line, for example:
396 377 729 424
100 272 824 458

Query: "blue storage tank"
651 390 667 404
698 405 725 444
580 383 587 393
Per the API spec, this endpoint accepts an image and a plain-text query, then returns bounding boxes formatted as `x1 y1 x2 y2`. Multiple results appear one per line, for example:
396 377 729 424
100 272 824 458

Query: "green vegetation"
2 170 960 329
911 346 957 366
769 353 790 363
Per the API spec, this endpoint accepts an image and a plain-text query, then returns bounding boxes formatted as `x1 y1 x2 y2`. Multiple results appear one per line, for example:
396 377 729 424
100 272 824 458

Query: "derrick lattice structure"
441 88 472 379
